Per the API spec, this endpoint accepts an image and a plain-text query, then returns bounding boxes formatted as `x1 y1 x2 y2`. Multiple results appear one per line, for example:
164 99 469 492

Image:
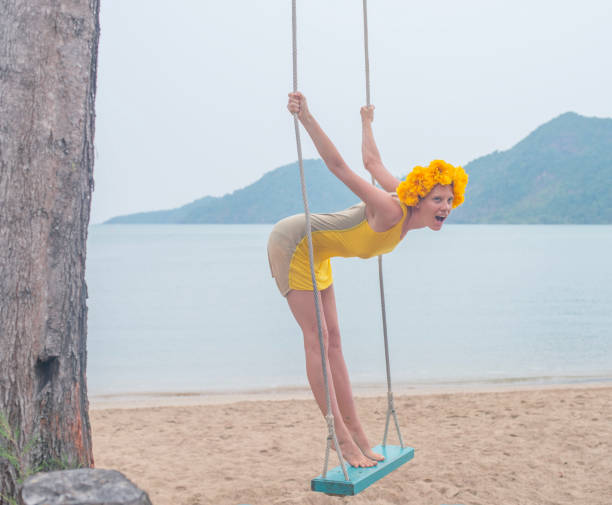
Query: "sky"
92 0 612 224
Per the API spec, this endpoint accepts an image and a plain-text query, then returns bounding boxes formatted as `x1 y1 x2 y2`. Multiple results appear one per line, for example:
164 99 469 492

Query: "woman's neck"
401 206 427 236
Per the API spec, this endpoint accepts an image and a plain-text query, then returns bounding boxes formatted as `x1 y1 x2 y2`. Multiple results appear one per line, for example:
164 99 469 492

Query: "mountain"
450 112 612 224
106 158 360 224
106 112 612 224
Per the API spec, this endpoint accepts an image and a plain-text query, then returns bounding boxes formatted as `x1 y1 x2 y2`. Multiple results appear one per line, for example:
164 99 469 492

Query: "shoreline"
89 374 612 410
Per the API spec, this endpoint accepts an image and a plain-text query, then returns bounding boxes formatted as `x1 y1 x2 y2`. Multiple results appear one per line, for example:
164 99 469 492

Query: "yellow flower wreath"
396 160 468 208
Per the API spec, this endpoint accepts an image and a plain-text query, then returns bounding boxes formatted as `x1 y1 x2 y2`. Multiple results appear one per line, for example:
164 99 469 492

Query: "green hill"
106 112 612 224
451 112 612 223
106 158 360 224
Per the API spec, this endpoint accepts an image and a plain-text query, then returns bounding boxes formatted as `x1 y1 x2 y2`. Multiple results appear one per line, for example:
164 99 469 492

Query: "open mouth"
435 216 446 222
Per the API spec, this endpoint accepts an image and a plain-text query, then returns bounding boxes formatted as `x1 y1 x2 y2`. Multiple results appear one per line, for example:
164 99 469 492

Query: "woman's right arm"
288 92 402 224
361 106 401 193
288 92 348 179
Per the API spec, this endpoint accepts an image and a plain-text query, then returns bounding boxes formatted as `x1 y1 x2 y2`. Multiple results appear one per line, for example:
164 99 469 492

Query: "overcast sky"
92 0 612 224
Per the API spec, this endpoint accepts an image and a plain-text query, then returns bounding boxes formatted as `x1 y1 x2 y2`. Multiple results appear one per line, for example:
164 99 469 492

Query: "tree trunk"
0 0 100 500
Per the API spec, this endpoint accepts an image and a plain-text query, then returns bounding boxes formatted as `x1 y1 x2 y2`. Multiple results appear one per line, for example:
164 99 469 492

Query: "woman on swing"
268 92 468 468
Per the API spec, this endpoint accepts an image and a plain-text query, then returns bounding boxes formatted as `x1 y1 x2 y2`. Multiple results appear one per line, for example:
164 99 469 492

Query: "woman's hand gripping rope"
287 91 310 121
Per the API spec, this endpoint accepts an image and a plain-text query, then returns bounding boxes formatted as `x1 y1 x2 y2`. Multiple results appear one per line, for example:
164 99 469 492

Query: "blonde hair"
396 159 468 208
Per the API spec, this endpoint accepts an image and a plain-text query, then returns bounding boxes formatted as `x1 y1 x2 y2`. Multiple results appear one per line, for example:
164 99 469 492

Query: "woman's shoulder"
385 192 407 217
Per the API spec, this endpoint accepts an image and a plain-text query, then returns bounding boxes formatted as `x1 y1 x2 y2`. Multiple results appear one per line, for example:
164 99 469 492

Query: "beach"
90 383 612 505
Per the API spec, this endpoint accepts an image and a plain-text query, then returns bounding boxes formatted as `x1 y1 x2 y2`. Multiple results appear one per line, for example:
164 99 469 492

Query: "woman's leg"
320 285 384 462
287 288 377 468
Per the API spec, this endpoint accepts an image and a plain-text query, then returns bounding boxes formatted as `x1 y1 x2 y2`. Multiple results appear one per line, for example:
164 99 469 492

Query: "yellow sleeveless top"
286 200 408 291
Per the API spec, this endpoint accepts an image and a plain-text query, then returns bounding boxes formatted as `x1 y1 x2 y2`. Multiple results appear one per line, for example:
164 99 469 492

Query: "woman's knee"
326 324 342 351
303 329 344 361
303 328 329 355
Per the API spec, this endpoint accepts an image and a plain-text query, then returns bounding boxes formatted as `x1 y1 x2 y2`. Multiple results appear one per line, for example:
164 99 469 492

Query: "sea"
86 224 612 399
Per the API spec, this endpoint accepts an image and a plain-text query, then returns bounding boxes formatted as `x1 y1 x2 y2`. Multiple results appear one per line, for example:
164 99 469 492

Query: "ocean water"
86 224 612 397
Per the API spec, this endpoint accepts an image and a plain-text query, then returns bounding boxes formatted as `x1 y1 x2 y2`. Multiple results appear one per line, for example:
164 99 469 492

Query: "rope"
362 0 405 449
292 0 348 481
362 0 371 108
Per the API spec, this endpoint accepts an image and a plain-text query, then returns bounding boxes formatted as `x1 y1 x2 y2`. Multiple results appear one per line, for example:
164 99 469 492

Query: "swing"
290 0 414 496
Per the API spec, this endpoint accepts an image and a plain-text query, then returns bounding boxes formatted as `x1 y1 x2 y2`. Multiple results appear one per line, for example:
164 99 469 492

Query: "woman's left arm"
361 106 401 193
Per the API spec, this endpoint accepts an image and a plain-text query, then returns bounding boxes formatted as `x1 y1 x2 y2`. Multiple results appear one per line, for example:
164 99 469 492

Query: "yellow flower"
396 160 468 209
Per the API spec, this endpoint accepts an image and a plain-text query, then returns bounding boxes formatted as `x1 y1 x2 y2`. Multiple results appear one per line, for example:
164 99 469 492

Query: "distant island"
106 112 612 224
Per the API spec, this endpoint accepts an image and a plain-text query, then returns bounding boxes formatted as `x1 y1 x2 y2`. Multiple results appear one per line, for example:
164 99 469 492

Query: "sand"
90 384 612 505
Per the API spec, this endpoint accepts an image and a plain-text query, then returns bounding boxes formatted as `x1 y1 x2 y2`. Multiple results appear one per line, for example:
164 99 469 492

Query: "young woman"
267 92 468 468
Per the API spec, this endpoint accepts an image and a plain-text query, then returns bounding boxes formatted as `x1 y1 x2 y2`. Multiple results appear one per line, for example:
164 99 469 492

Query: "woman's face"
417 184 454 231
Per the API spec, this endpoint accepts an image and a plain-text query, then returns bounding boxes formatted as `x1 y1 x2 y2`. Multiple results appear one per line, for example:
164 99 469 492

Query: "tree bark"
0 0 100 500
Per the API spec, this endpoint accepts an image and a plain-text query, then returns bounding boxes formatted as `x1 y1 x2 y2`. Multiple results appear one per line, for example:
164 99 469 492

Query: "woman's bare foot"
333 438 378 468
360 446 385 462
349 429 385 462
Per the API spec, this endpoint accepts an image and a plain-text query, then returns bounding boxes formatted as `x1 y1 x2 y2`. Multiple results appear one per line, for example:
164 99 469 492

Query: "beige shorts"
267 213 307 297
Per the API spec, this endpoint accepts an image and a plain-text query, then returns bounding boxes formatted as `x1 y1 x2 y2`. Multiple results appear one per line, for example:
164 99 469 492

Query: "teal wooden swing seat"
311 444 415 495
